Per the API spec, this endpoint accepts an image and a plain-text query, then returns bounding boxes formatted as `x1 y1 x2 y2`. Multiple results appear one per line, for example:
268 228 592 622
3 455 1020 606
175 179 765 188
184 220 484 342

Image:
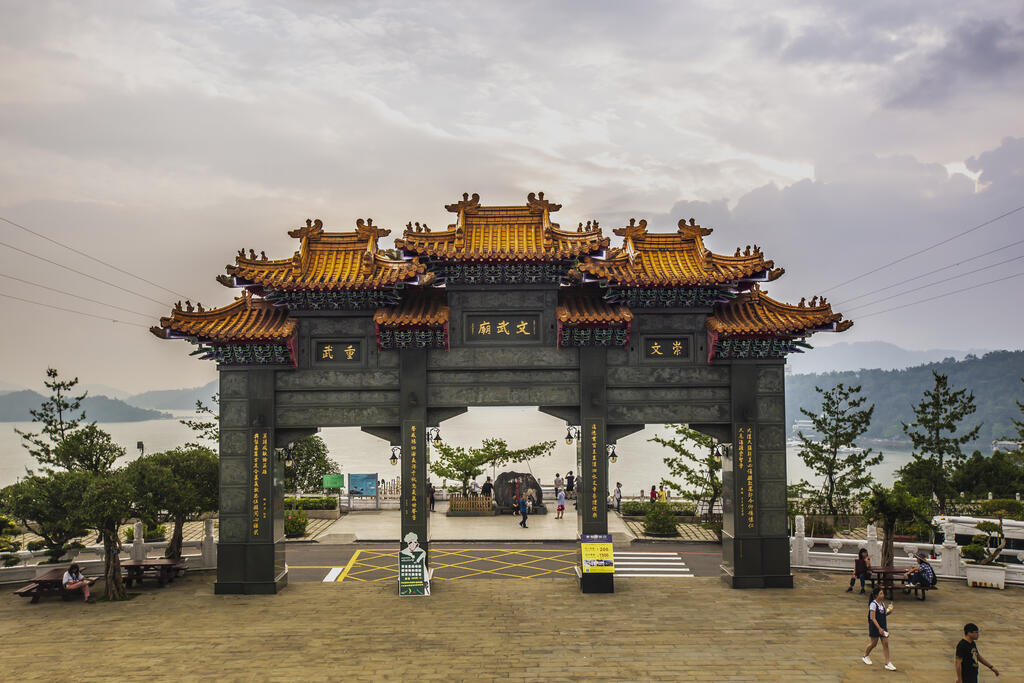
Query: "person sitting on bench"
904 553 936 588
62 563 93 602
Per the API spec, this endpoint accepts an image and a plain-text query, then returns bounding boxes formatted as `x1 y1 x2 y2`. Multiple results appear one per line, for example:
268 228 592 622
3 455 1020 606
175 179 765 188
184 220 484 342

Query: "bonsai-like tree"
125 446 218 559
14 368 88 470
430 438 555 496
900 372 981 514
962 518 1007 565
0 471 91 563
862 483 930 568
82 470 136 600
650 424 722 523
51 423 122 473
796 384 882 518
285 435 340 494
180 394 219 449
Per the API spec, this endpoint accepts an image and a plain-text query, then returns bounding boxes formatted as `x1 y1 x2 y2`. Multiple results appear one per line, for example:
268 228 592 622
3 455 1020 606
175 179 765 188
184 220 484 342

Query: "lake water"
0 406 914 494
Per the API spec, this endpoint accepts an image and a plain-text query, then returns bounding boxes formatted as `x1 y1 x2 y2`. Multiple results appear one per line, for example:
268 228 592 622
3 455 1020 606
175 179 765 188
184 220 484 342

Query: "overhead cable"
0 215 192 300
0 272 153 318
1 291 151 328
855 270 1024 320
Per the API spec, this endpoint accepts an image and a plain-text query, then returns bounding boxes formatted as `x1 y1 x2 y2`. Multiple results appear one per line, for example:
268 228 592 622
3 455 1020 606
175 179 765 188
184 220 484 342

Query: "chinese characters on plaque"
589 422 599 520
643 336 691 360
466 315 539 342
407 424 418 523
251 431 269 538
314 340 361 365
735 425 755 530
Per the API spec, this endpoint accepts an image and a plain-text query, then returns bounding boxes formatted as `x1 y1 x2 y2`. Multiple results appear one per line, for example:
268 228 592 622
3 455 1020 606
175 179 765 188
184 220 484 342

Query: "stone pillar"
202 518 217 569
793 515 807 566
721 362 792 588
132 522 146 561
578 346 611 593
215 369 287 594
866 524 881 564
399 349 429 583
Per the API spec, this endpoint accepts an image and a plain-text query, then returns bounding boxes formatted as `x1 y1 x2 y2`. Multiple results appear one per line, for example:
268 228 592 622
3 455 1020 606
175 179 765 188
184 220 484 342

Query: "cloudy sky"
1 1 1022 394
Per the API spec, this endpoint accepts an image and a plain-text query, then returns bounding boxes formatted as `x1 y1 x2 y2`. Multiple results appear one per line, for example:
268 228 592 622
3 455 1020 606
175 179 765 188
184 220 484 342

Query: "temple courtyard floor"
3 565 1022 681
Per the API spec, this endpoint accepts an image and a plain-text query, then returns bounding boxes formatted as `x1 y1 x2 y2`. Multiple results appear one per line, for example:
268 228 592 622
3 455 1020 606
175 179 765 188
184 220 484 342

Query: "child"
556 487 566 519
62 563 92 603
847 548 871 594
863 586 896 670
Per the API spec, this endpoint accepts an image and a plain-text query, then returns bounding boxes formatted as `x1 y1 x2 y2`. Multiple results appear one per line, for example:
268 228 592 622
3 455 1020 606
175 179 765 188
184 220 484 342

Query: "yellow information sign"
580 534 614 574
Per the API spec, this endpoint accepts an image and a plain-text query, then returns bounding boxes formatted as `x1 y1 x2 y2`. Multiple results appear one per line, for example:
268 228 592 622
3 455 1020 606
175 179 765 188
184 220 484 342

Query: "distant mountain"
127 380 218 411
787 341 991 375
786 350 1024 448
80 383 131 400
0 390 171 422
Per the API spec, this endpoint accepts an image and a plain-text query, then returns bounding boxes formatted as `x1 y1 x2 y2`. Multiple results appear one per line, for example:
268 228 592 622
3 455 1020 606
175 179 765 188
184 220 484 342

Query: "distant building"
993 440 1022 454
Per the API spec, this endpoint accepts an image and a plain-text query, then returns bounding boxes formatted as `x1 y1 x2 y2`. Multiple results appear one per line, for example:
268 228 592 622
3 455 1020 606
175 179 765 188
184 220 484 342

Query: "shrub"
27 540 46 552
124 524 167 542
643 502 679 536
284 496 337 510
621 500 698 517
669 501 698 516
0 538 21 553
285 509 309 538
620 501 648 516
978 499 1024 521
3 555 20 567
961 543 986 563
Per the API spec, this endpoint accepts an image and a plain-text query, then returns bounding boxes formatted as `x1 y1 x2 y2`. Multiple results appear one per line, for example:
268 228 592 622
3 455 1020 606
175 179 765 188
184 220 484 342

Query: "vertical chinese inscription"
251 431 269 538
589 422 599 520
408 424 418 523
736 425 755 531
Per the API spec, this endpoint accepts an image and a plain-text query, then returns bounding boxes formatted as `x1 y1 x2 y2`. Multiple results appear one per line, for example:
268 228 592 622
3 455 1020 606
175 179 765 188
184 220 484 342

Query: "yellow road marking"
335 548 578 582
287 566 338 569
336 549 362 583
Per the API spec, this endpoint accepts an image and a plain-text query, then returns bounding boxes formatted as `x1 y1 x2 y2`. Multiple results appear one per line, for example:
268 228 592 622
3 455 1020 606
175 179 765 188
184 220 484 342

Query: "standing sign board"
580 534 614 574
322 474 345 490
348 474 378 496
399 532 429 596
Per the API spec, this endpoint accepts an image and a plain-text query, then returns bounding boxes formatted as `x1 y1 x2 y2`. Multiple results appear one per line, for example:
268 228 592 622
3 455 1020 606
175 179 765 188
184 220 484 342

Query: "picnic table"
869 566 905 599
121 558 187 587
13 567 95 603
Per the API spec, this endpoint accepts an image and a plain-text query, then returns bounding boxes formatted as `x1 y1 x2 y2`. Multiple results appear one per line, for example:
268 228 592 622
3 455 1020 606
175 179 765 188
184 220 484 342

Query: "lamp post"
607 443 618 464
565 425 580 445
390 446 401 466
426 427 442 447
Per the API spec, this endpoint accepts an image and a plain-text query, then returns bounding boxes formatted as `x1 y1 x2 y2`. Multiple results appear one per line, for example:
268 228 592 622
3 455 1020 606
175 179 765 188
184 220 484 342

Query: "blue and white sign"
348 473 378 496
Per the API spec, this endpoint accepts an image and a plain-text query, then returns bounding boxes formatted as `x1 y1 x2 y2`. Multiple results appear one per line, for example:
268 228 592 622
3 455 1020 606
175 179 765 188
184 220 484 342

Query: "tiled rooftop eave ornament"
373 290 450 351
705 287 852 364
555 289 633 349
150 290 299 367
575 217 785 306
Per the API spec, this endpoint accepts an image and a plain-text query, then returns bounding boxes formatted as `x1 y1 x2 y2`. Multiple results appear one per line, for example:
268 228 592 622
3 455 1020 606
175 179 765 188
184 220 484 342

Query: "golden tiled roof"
151 291 296 342
225 218 425 291
374 289 449 328
707 286 852 336
394 192 609 262
556 289 633 325
577 218 783 287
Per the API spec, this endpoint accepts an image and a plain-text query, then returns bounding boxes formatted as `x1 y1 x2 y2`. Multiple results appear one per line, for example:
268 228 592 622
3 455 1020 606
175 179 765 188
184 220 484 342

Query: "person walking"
554 472 564 494
614 482 622 513
957 623 999 682
556 487 566 519
862 586 896 670
657 485 667 503
427 481 436 512
650 485 657 503
481 476 493 498
518 495 529 528
847 548 871 594
565 471 575 499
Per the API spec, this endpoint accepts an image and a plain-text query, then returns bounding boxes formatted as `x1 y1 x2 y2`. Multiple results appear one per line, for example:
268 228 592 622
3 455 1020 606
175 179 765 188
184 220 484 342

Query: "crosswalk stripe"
614 552 680 556
616 561 688 566
322 567 342 582
616 567 691 572
617 573 695 578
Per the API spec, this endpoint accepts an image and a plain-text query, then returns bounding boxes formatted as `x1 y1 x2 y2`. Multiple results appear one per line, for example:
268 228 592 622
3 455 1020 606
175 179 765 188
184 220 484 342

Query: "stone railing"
790 515 1024 586
0 519 217 585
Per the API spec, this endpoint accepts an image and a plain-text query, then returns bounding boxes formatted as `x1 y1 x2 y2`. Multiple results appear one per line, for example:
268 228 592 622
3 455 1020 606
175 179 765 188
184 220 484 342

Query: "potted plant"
962 517 1007 590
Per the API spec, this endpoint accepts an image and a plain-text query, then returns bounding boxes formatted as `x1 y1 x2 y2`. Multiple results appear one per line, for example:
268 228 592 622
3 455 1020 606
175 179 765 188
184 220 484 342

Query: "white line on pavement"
616 561 689 566
323 567 342 582
615 567 691 572
617 573 695 578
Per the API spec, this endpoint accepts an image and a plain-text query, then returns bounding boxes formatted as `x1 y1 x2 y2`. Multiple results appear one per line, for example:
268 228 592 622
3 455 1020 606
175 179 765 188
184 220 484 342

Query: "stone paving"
4 567 1021 681
621 517 720 542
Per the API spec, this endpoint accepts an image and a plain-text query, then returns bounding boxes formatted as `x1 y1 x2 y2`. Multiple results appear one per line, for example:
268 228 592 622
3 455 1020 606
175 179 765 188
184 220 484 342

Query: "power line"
0 272 153 318
821 204 1024 294
842 252 1024 313
833 236 1024 307
0 215 192 300
1 291 151 328
0 239 169 307
855 270 1024 320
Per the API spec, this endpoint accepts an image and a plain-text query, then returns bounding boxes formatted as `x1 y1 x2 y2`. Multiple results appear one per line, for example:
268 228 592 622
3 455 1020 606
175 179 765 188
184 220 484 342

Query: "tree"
900 372 981 514
284 436 340 494
0 471 91 563
14 368 88 469
650 424 722 522
1009 378 1024 445
82 470 136 600
430 438 556 495
862 483 930 568
796 384 882 518
51 423 123 473
125 447 219 559
951 449 1024 500
180 394 219 448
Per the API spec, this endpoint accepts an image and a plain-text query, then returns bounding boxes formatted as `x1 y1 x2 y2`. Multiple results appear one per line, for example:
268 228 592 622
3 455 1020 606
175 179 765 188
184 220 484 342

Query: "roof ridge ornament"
526 191 561 213
355 217 391 241
677 217 713 238
287 218 324 239
613 217 648 239
445 192 481 213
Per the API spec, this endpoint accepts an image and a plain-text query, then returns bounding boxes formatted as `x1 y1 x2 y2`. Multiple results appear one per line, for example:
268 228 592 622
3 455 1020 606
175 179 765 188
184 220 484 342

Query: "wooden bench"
121 558 187 587
902 581 937 601
13 572 96 603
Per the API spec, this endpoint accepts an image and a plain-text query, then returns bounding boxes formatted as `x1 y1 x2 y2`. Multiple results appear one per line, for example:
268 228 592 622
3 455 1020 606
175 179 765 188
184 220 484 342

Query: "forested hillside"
786 350 1024 447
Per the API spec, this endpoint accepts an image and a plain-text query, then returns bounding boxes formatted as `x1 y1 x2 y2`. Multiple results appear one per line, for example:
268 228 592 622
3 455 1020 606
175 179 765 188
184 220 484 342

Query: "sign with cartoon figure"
399 532 429 596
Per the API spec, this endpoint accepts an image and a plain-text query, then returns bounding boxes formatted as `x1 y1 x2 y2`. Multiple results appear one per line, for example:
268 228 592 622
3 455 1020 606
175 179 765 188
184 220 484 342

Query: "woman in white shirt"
62 563 93 602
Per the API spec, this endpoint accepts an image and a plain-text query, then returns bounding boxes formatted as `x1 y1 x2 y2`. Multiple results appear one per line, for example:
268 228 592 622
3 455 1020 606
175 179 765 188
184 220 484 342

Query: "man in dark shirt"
956 623 999 682
481 476 493 498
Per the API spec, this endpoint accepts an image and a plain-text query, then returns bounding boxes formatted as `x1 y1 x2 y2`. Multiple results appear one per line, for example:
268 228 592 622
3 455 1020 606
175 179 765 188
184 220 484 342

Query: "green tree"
284 436 340 494
862 483 931 568
180 394 219 448
1009 377 1024 446
900 372 981 514
51 423 124 473
126 446 219 559
951 449 1024 500
650 424 722 523
14 368 88 469
430 438 556 495
796 384 882 518
82 470 136 600
0 471 91 563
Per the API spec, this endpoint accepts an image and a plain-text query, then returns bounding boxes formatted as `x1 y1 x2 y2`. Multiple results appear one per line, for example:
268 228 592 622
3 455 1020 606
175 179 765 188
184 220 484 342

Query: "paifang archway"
152 192 852 594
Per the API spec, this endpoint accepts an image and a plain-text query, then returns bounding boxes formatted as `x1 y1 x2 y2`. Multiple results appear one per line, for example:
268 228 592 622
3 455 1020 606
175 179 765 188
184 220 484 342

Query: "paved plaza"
4 565 1022 681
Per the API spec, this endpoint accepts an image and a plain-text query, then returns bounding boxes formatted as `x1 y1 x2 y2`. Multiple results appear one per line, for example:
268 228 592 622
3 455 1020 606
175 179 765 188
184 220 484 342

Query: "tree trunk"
164 513 184 559
102 530 126 601
881 521 896 568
